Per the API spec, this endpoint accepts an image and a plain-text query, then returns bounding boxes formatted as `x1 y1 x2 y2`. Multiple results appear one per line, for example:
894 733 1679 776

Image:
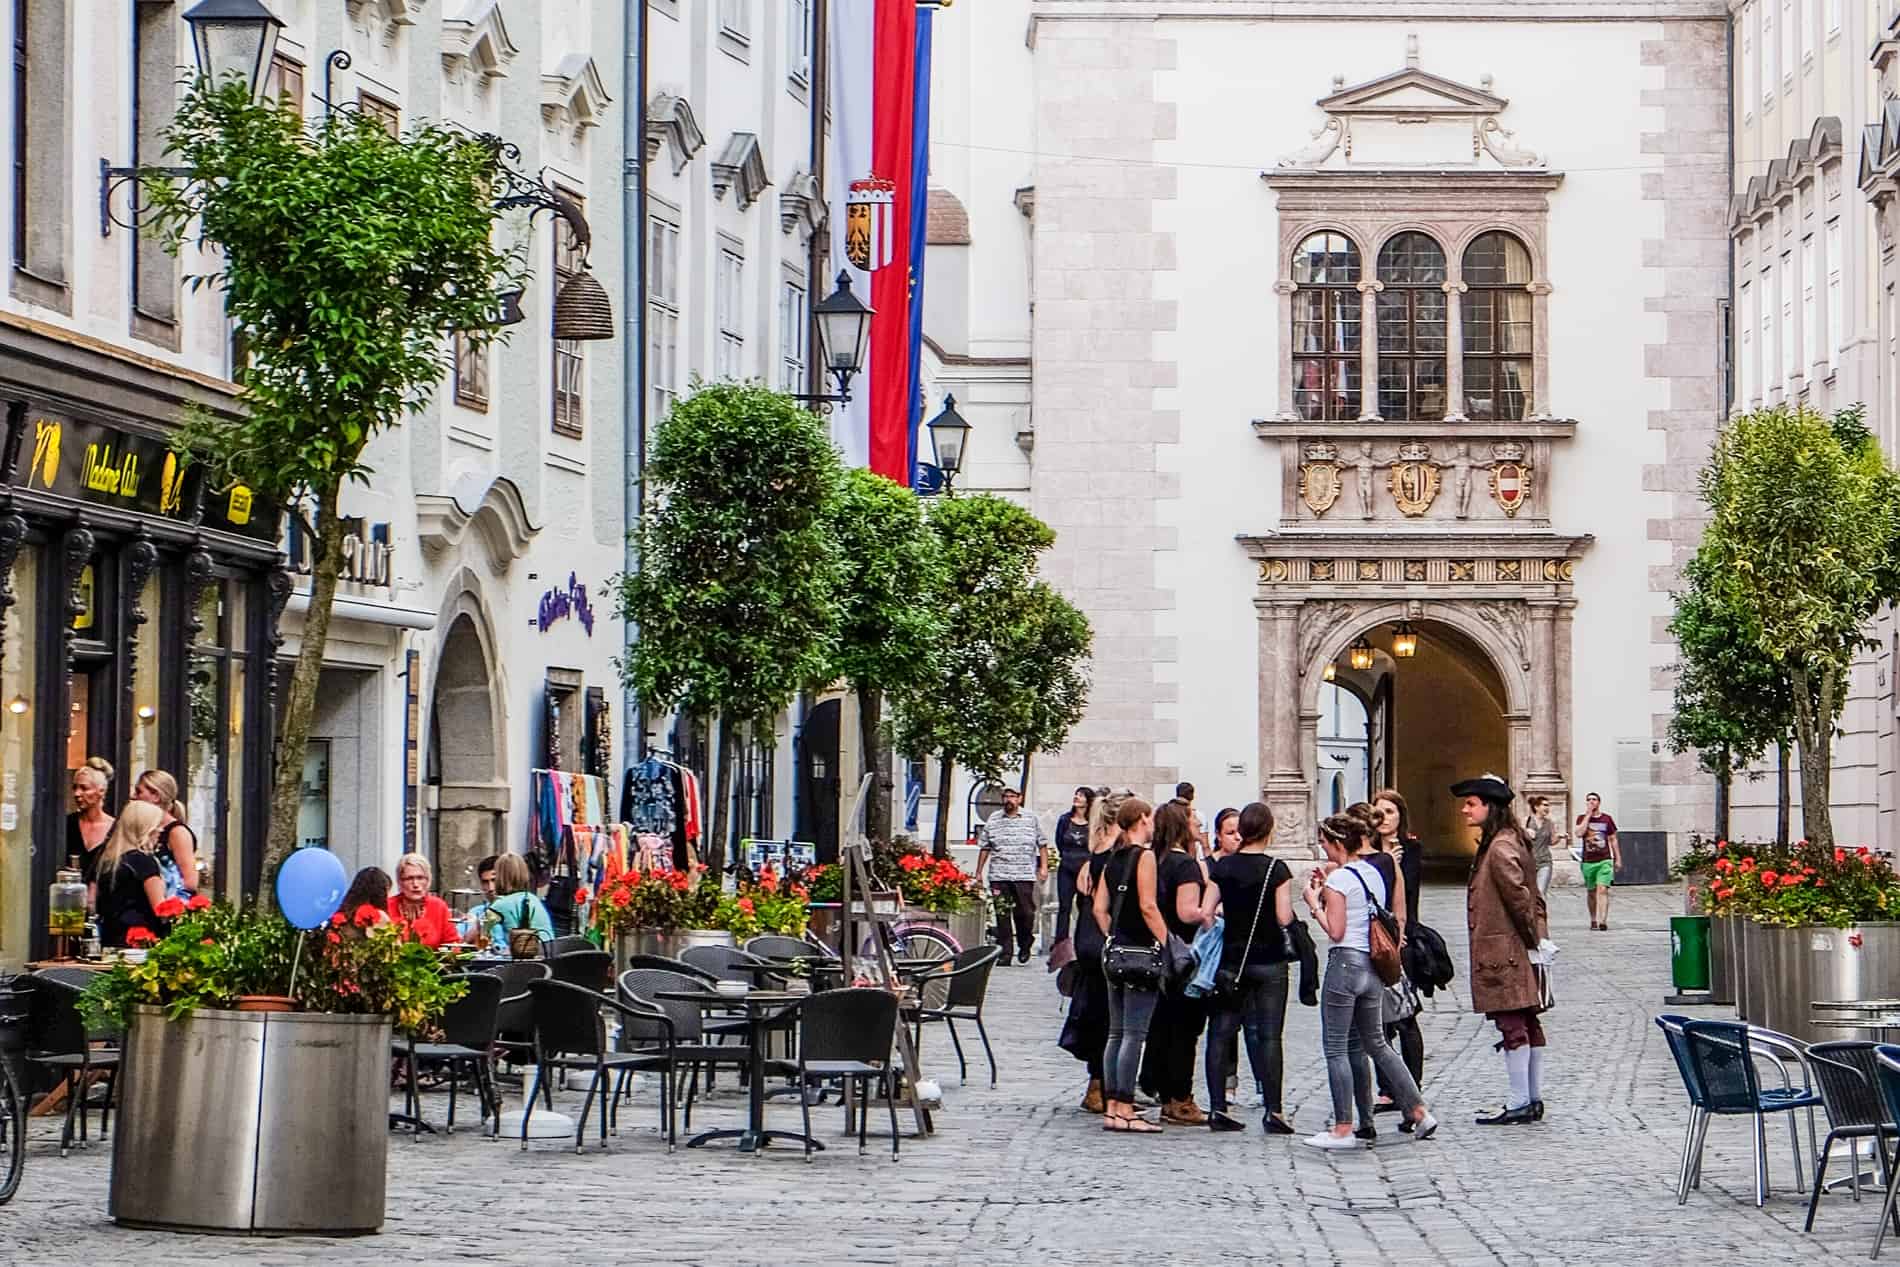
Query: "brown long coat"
1465 827 1548 1015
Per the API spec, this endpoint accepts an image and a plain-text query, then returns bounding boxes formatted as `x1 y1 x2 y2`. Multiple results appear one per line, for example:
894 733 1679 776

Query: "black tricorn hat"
1449 773 1514 805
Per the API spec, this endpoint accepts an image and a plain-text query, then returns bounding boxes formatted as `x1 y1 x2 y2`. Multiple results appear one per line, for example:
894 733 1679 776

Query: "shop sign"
287 516 393 588
536 572 595 636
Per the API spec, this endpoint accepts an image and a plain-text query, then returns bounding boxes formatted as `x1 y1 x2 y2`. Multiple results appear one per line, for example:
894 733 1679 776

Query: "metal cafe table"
652 987 814 1154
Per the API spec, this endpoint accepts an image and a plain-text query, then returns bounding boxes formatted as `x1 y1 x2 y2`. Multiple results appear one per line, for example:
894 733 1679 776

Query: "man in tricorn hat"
1451 773 1550 1126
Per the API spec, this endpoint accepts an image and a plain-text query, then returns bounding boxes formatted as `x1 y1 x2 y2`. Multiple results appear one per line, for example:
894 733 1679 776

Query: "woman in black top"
68 756 115 891
1372 788 1427 1105
1060 788 1122 1113
1193 802 1296 1132
93 801 169 948
1091 797 1165 1132
1051 786 1095 947
1137 801 1209 1124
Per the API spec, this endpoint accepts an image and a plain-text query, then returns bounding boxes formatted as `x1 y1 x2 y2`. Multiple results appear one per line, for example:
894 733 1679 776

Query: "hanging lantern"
1347 637 1375 672
1392 621 1419 659
1322 661 1336 682
552 269 616 341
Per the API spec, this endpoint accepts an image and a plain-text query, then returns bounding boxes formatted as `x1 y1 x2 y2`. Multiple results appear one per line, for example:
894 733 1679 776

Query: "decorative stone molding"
541 54 611 132
0 507 24 654
1013 185 1035 220
183 549 215 643
60 525 93 660
779 168 827 237
646 93 705 175
442 0 518 84
711 133 769 208
1250 547 1590 591
1736 115 1841 229
417 474 539 574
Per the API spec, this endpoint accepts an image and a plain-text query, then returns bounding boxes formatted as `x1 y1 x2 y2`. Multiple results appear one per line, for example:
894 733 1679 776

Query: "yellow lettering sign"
227 485 252 525
29 419 59 488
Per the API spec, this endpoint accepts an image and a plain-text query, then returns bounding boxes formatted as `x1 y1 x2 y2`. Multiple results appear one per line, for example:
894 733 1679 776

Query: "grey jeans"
1535 862 1553 896
1104 979 1160 1102
1204 963 1289 1115
1322 946 1424 1126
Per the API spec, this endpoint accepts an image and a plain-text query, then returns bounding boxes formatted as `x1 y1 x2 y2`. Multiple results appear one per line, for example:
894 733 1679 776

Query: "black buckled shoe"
1475 1104 1537 1126
1353 1125 1377 1143
1531 1100 1545 1121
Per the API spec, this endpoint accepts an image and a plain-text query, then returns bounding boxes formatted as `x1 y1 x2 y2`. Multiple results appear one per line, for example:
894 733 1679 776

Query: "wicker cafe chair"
548 949 615 994
681 945 772 983
773 987 902 1162
523 980 674 1154
909 945 1004 1086
543 935 595 959
480 960 551 1104
399 973 504 1136
616 968 754 1129
1680 1021 1821 1208
24 974 119 1157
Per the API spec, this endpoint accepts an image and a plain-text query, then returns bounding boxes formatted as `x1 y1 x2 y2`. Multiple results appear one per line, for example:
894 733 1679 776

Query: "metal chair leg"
1805 1132 1835 1231
1755 1111 1770 1207
1875 1140 1900 1260
574 1068 597 1154
800 1071 815 1164
1788 1109 1805 1190
858 1076 869 1155
1675 1108 1700 1203
885 1070 900 1161
1681 1111 1712 1206
943 1020 967 1084
975 1013 997 1086
522 1064 544 1151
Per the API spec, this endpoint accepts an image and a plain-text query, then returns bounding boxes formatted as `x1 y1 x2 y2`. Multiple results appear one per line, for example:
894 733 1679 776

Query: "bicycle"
0 979 29 1203
857 918 961 964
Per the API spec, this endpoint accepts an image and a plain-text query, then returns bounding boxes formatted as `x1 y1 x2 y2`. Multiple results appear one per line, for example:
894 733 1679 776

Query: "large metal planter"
110 1006 391 1235
1729 915 1753 1021
807 905 987 955
613 927 734 972
1706 914 1735 1006
1733 921 1900 1042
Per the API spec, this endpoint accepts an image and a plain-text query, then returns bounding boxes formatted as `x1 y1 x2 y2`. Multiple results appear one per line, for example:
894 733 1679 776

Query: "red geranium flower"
125 927 158 947
737 897 755 914
1740 857 1757 872
1852 933 1866 949
330 911 346 926
186 893 211 911
201 938 216 946
573 887 591 905
1860 847 1874 858
1760 872 1778 888
153 896 186 919
326 931 342 945
1714 858 1733 874
353 904 380 927
1836 848 1848 865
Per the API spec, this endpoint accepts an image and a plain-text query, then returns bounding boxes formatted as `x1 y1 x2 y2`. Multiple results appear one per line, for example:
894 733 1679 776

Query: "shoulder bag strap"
1345 860 1387 914
1106 850 1136 944
1232 857 1270 964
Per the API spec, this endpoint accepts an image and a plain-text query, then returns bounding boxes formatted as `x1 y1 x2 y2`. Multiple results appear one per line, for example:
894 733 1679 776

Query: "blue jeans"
1204 963 1288 1115
1104 980 1160 1102
1322 947 1423 1127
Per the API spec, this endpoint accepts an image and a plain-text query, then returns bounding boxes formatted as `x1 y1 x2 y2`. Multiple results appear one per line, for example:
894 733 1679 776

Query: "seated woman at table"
388 852 458 948
479 853 554 956
339 867 393 934
94 801 169 948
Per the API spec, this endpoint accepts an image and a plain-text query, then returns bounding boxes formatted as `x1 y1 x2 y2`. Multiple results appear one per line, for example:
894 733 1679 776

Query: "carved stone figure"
1354 441 1379 519
1445 443 1478 518
1298 600 1357 672
1479 117 1542 168
1279 117 1344 169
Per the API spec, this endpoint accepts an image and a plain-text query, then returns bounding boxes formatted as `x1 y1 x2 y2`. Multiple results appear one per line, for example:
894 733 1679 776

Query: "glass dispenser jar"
48 861 87 939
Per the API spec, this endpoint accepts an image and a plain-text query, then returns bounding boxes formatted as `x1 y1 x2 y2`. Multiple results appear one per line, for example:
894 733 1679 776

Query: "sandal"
1123 1115 1163 1134
1103 1116 1129 1132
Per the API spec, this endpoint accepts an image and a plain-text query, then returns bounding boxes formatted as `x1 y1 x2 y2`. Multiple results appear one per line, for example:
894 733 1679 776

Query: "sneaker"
1207 1110 1245 1132
1303 1130 1361 1151
1413 1111 1439 1140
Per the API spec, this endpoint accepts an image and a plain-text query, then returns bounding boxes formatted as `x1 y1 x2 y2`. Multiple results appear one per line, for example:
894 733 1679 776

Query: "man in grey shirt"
976 786 1048 964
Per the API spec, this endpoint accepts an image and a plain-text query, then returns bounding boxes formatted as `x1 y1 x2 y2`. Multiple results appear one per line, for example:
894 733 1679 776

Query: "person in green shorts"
1573 793 1620 930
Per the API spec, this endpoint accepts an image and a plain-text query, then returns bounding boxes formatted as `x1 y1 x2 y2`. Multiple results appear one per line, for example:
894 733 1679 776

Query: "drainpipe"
624 0 649 764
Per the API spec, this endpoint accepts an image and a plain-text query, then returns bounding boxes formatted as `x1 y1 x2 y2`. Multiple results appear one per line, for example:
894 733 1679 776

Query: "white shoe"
1302 1130 1360 1151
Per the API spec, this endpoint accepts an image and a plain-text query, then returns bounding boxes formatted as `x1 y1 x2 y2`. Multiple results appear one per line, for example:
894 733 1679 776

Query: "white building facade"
926 0 1732 870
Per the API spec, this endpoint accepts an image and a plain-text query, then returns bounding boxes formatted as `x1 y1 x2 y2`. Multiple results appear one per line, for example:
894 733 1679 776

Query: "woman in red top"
389 852 458 948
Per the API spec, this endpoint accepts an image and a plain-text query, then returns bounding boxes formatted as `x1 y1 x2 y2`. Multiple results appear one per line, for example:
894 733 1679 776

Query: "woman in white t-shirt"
1299 813 1438 1150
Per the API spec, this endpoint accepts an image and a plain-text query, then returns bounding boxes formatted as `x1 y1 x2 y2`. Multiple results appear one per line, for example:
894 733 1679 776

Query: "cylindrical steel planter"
1706 914 1735 1006
806 903 844 952
1738 918 1770 1025
903 908 988 952
613 927 734 972
110 1006 391 1234
1794 923 1900 1044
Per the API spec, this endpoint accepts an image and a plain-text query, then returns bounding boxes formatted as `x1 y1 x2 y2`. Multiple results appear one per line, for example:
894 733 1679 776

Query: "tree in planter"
891 494 1093 855
617 382 843 875
142 80 525 896
1698 404 1900 849
1668 544 1794 841
823 468 945 842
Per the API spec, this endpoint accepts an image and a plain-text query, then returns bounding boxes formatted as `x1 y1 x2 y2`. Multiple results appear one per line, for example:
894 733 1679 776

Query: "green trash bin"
1670 915 1711 992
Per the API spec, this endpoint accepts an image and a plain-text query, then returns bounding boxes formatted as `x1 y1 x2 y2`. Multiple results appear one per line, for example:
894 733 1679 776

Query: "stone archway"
427 570 509 893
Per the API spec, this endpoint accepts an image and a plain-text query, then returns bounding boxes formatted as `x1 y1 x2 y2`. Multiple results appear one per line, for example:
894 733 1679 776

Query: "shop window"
187 576 252 901
298 740 330 849
0 546 38 971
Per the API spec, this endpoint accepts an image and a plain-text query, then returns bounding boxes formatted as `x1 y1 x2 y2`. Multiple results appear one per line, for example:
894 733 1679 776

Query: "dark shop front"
0 329 282 968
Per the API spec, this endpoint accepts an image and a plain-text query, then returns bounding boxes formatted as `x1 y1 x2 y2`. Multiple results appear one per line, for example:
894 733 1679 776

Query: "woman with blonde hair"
1092 796 1167 1133
480 852 554 956
1062 788 1128 1113
93 801 170 947
68 756 115 889
132 769 197 897
388 852 458 948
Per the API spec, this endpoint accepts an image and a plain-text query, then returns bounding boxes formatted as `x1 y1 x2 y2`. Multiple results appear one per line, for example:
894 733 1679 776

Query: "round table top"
1812 998 1900 1013
652 987 799 1007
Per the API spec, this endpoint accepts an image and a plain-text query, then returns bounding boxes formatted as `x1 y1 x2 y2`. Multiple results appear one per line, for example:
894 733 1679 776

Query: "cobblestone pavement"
1 884 1892 1265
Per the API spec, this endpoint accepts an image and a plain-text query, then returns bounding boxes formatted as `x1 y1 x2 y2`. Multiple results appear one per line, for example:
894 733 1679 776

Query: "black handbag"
1102 851 1166 986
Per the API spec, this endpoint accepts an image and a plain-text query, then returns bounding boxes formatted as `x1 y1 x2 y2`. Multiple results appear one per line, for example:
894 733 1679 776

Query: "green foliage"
617 382 845 728
143 77 526 500
891 495 1092 784
824 467 945 695
1667 545 1790 780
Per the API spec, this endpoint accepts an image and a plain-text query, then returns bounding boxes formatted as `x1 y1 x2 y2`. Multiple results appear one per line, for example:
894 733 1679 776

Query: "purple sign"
536 572 595 637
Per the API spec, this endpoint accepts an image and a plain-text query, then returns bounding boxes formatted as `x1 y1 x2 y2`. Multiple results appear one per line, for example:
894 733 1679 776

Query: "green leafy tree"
824 468 945 841
1667 545 1793 840
142 79 526 896
617 383 844 873
1697 404 1900 848
891 495 1092 855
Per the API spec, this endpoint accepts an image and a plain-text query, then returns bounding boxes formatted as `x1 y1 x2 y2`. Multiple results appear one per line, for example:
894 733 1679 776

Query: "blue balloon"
276 847 349 930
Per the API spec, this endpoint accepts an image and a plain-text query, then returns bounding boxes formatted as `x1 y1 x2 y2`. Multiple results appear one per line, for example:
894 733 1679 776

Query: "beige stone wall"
1642 19 1731 840
1026 20 1183 806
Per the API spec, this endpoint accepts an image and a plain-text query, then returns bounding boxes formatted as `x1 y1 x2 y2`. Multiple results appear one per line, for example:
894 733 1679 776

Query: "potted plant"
81 901 463 1235
593 865 734 967
713 868 812 943
800 844 987 951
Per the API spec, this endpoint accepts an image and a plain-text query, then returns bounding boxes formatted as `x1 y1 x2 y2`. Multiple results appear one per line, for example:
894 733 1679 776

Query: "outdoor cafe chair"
543 935 594 959
1804 1041 1900 1231
771 987 902 1162
1866 1046 1900 1257
523 979 674 1154
24 974 118 1157
1680 1020 1821 1208
681 944 773 983
398 972 504 1136
909 945 1003 1086
1657 1014 1709 1203
549 949 615 994
745 934 835 963
483 960 550 1100
617 968 757 1128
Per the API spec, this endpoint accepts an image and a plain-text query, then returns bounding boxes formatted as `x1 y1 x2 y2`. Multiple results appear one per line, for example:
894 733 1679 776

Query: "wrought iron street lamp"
1347 637 1375 672
1392 621 1419 658
926 394 972 492
793 272 875 407
183 0 285 104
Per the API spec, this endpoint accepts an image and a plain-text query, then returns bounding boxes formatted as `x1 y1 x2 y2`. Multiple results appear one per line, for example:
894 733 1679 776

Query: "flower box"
110 1006 391 1234
613 927 734 972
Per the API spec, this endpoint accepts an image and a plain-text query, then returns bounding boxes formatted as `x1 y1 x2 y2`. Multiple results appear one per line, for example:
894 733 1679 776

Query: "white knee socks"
1505 1045 1532 1110
1528 1047 1545 1103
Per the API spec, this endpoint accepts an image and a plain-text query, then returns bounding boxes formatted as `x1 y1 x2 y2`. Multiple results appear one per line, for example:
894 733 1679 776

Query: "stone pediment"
1278 35 1543 171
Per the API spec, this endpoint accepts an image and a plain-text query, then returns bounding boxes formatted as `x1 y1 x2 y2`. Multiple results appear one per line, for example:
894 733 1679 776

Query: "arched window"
1462 231 1534 421
1291 232 1361 421
1375 232 1447 421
